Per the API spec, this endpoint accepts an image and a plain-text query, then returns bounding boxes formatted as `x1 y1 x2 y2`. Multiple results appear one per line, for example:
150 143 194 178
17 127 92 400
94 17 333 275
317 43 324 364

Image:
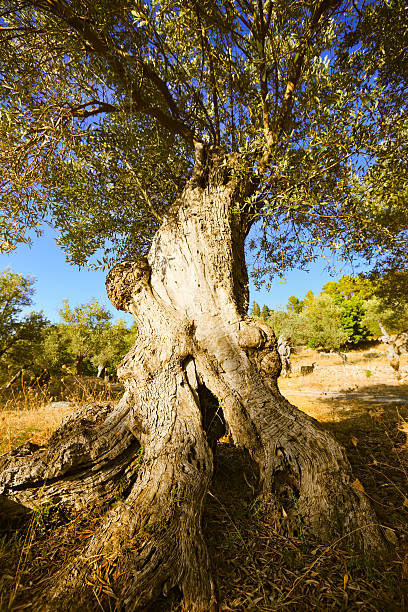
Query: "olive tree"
1 1 406 609
58 298 112 374
0 268 48 381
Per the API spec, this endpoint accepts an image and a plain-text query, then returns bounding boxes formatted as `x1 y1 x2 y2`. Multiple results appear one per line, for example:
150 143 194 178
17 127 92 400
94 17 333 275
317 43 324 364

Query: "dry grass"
0 403 73 453
205 444 408 611
0 375 124 453
1 348 408 611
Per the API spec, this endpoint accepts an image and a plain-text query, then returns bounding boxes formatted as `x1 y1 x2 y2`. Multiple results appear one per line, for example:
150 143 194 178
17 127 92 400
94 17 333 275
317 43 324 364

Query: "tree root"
1 359 218 611
0 397 139 516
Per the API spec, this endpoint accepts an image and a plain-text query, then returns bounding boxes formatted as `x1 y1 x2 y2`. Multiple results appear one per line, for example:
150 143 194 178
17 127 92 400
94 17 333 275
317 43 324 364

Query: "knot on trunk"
238 320 276 350
238 322 267 349
258 349 281 377
238 320 281 377
106 259 151 311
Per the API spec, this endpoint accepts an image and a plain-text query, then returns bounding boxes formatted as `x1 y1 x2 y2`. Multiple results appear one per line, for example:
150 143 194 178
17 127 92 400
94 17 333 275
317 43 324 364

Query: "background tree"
305 293 349 350
90 319 137 377
363 296 408 338
286 295 305 314
322 275 374 345
260 304 270 321
304 290 315 310
268 275 388 349
0 1 404 609
267 292 348 351
250 301 261 317
58 299 112 374
362 298 400 337
266 308 309 346
35 324 72 376
0 268 48 382
339 297 371 345
322 275 377 304
364 270 408 336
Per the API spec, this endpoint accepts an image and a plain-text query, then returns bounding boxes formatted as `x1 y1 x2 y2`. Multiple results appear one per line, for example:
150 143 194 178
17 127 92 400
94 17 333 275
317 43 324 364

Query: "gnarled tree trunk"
0 147 386 610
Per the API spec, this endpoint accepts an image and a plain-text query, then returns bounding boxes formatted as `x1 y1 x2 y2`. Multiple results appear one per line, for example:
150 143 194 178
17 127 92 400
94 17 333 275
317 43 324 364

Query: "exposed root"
0 396 139 516
33 365 217 611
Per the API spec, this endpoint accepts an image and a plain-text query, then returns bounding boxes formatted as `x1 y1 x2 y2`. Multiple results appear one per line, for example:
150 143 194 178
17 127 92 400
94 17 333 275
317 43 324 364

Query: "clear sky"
0 226 362 323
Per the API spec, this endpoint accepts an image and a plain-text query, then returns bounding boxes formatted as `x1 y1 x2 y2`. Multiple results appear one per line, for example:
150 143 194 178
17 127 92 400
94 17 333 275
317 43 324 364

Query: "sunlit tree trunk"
0 148 385 611
379 320 401 375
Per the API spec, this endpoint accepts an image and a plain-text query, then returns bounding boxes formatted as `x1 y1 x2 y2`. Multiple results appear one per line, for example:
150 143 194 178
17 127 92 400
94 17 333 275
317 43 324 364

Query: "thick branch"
30 0 196 145
0 399 139 512
259 0 342 170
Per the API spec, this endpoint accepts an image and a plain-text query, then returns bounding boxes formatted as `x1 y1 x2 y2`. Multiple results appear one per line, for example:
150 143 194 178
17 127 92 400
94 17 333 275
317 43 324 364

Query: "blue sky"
0 226 360 324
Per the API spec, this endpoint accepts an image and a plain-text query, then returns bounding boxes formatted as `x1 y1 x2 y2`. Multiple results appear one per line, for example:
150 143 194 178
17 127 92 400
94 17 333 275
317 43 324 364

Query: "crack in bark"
4 436 140 495
0 150 387 610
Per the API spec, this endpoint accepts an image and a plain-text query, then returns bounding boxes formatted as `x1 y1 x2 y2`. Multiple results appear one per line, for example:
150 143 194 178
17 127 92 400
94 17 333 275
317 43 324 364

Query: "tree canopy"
0 0 407 277
58 298 135 374
263 272 408 350
0 269 136 383
0 268 48 362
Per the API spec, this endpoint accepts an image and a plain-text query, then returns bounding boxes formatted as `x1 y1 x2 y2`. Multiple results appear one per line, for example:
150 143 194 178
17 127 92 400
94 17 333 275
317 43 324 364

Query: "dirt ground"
1 345 408 610
280 344 408 418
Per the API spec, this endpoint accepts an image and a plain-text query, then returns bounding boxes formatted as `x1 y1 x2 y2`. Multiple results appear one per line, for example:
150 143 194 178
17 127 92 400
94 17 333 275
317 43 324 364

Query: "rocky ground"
280 344 408 418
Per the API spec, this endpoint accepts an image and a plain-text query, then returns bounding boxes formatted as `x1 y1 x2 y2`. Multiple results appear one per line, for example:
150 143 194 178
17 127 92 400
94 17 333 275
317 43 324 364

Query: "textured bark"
378 320 408 375
0 148 386 610
0 400 140 514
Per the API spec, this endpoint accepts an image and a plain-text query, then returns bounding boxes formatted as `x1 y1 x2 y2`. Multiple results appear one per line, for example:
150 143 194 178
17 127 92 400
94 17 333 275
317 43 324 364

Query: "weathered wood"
0 148 386 611
0 400 140 512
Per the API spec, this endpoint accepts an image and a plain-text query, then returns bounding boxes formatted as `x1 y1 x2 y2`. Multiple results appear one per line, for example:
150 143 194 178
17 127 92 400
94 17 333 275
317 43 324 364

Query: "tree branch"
69 100 118 119
30 0 196 146
259 0 342 171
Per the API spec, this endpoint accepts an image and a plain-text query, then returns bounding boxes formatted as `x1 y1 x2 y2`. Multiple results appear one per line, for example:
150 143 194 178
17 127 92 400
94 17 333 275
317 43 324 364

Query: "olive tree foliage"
342 0 408 280
0 268 48 379
59 300 105 373
55 299 136 375
267 307 309 343
0 0 406 274
267 293 347 350
90 319 138 376
305 293 348 349
361 269 408 338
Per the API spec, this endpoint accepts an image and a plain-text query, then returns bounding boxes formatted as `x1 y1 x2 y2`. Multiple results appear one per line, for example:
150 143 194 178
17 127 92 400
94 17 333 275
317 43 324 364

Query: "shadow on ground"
1 387 407 611
313 388 408 534
201 384 408 611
